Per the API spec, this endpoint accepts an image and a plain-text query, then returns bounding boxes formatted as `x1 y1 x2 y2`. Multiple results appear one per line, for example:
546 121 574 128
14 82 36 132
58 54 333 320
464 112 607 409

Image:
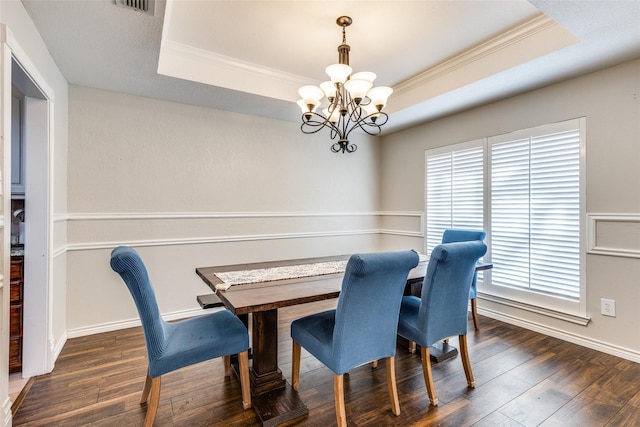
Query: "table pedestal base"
248 309 309 426
250 368 286 395
408 340 459 363
429 341 458 363
252 385 309 427
231 363 308 426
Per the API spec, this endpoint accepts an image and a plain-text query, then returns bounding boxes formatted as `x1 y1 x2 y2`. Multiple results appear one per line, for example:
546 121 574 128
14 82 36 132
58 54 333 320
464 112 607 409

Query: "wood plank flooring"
12 300 640 426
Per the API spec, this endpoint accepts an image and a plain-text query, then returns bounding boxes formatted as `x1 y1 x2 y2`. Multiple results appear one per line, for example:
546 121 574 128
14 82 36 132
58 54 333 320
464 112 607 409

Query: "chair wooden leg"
143 376 161 427
471 298 480 330
408 341 417 353
334 374 347 427
238 351 252 409
459 334 475 388
385 357 401 416
292 341 301 391
223 355 231 377
140 370 152 403
420 346 438 406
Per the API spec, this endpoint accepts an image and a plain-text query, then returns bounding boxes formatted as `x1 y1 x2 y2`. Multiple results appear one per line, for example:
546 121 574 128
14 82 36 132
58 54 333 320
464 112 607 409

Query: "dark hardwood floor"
12 300 640 426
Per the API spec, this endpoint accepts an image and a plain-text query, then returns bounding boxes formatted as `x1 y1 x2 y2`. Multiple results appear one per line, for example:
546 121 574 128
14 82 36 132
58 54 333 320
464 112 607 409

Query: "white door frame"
2 25 55 379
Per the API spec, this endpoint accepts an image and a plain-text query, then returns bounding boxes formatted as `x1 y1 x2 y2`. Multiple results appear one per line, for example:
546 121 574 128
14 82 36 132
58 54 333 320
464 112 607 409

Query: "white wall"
66 85 386 335
0 0 68 424
378 59 640 360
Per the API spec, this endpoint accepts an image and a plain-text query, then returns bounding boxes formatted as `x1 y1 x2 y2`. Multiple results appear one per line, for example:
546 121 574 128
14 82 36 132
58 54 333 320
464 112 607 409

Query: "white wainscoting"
62 211 424 251
63 211 425 336
587 214 640 258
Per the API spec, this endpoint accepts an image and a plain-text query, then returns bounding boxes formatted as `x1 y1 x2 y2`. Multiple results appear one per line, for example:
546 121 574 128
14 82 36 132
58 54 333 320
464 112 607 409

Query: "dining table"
195 253 490 426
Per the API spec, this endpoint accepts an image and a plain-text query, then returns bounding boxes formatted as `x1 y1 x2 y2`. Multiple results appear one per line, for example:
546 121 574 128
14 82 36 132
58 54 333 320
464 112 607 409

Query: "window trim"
424 118 587 320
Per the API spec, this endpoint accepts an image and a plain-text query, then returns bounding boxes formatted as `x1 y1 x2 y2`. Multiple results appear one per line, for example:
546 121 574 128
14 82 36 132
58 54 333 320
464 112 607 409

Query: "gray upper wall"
379 58 640 358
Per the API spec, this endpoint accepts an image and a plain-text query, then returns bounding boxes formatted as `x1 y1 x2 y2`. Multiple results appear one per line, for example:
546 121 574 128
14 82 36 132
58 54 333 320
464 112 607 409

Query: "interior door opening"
9 56 51 387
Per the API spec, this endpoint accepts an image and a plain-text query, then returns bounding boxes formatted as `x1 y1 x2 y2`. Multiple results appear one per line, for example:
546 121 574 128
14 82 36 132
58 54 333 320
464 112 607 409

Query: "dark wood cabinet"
10 256 24 373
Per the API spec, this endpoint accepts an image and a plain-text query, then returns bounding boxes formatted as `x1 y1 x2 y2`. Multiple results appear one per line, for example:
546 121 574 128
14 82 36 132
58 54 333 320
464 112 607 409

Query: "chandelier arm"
346 102 364 124
353 123 383 136
331 141 357 153
339 108 377 137
359 111 390 129
300 112 342 136
355 120 384 135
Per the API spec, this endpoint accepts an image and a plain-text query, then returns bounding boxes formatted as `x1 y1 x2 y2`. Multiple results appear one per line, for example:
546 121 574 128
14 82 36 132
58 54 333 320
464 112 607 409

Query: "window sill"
478 292 591 326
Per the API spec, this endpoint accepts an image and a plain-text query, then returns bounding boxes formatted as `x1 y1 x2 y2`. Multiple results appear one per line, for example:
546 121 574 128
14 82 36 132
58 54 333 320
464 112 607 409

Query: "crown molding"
389 14 579 114
158 39 309 102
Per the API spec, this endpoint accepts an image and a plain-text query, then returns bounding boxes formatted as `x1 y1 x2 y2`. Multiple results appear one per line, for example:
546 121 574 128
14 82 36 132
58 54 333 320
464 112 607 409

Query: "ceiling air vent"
116 0 155 16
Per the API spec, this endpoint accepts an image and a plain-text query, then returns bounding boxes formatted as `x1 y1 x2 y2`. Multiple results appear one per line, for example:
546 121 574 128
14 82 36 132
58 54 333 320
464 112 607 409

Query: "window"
425 140 485 284
425 118 586 318
425 141 484 255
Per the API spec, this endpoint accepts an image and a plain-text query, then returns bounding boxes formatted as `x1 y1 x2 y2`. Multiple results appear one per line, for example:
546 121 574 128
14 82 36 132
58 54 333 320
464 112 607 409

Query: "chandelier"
296 16 393 153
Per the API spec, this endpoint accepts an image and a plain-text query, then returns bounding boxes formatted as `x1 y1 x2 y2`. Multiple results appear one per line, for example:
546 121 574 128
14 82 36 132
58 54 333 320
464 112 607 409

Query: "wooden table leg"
248 309 308 427
250 310 286 394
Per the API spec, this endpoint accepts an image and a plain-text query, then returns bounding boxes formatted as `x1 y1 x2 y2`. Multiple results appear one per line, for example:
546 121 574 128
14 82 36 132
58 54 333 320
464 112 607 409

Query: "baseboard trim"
69 303 640 365
479 307 640 363
1 394 11 427
52 332 67 363
10 377 35 416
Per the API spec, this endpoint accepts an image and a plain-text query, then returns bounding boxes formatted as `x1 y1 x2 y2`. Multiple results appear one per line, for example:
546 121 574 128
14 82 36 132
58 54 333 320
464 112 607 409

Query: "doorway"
9 57 52 383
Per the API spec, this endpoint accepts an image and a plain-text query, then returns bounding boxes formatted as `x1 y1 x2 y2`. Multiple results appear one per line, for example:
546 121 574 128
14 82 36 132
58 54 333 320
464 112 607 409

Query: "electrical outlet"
601 298 616 317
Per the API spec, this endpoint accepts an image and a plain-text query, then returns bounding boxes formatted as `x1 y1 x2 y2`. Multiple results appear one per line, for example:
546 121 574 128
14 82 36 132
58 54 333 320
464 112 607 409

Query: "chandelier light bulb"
362 102 380 120
298 85 324 105
320 81 337 100
344 78 373 104
297 99 318 118
325 63 352 85
367 86 393 110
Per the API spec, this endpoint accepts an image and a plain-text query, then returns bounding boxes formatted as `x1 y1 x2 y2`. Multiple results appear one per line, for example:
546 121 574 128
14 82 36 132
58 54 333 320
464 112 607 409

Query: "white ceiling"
20 0 640 134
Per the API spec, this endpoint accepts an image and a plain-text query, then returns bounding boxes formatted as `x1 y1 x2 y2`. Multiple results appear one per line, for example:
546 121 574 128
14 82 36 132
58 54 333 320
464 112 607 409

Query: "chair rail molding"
64 210 422 221
61 211 424 251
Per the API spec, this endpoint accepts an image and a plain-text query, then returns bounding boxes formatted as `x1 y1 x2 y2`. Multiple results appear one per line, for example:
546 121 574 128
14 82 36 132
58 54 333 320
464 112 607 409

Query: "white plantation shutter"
425 145 484 255
490 125 581 300
426 153 452 252
425 118 584 315
491 138 531 290
530 130 581 298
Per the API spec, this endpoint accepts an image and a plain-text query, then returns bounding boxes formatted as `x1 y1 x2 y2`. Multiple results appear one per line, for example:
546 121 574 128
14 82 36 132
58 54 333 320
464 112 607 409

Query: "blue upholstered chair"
398 241 487 406
291 250 419 427
442 229 487 329
110 246 251 427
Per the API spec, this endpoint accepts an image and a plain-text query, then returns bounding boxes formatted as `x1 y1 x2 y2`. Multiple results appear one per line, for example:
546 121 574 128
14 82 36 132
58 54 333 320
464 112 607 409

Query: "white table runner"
215 260 348 289
214 254 428 291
